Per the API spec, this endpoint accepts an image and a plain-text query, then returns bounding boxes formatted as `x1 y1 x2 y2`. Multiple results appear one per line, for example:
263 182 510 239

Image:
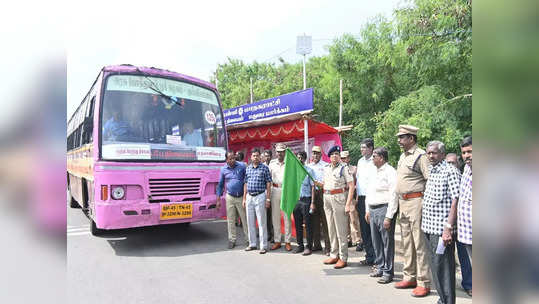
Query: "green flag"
280 148 315 218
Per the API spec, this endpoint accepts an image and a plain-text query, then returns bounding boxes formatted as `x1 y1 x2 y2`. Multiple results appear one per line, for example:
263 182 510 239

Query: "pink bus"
67 65 227 235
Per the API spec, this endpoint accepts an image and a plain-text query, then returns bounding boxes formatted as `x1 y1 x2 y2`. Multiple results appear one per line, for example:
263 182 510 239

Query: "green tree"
373 85 471 165
211 0 472 166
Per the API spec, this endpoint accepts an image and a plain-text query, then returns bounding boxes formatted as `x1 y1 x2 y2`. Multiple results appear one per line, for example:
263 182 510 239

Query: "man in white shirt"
268 143 292 251
355 138 377 265
365 147 398 284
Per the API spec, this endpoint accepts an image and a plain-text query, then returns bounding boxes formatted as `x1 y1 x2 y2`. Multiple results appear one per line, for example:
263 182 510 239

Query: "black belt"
369 203 388 210
248 191 264 196
299 196 312 200
227 193 243 198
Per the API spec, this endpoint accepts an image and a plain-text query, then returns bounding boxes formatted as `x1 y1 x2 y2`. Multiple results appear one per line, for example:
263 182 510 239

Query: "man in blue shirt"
183 122 203 146
243 148 272 254
292 151 315 256
217 152 248 249
102 108 133 141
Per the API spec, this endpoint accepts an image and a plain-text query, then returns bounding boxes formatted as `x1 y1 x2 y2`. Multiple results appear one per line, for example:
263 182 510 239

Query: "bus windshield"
101 74 226 162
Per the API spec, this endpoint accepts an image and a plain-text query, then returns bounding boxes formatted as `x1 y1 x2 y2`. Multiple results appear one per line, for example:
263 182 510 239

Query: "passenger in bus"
183 122 203 146
102 108 133 141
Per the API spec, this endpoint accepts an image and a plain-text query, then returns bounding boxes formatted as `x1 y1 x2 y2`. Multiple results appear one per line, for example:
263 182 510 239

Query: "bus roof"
102 64 216 91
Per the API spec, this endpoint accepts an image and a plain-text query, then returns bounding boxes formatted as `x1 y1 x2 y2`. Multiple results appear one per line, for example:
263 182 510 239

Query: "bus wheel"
69 192 81 209
90 219 105 236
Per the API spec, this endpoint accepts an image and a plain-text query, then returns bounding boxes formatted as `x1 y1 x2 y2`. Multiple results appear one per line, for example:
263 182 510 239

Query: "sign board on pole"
296 35 312 55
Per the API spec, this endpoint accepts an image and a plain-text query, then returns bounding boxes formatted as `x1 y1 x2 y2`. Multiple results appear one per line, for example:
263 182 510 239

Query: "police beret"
328 145 341 156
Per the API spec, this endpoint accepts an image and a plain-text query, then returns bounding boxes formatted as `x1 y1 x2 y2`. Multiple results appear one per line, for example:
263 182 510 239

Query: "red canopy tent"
229 119 337 144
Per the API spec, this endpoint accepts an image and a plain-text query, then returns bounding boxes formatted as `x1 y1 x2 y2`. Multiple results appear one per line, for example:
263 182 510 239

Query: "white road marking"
68 231 91 237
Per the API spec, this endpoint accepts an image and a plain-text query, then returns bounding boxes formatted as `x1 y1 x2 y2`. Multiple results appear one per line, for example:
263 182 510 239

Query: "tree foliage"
212 0 471 165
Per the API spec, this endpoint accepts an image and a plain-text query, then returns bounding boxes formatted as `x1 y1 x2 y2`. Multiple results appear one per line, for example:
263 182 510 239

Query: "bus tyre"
69 195 81 208
90 219 105 236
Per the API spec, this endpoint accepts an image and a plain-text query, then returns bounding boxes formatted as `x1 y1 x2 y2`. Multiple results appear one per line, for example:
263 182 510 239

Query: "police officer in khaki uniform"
393 125 432 297
318 146 355 269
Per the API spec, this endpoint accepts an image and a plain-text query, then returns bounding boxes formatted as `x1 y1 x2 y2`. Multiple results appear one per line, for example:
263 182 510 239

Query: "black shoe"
245 246 257 251
369 271 383 277
293 247 305 254
228 241 235 249
312 244 323 251
356 243 364 252
359 259 374 266
378 276 393 284
347 241 353 247
259 249 267 254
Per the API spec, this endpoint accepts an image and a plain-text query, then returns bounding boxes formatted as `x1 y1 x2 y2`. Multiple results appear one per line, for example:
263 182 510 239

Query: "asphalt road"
67 206 473 304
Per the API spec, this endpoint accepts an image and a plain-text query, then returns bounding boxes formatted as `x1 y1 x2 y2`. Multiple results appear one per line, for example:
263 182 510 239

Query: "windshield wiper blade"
136 68 182 106
147 85 181 105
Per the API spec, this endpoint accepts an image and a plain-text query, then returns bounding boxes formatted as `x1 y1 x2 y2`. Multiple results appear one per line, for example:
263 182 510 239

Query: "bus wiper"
147 85 181 106
136 67 182 107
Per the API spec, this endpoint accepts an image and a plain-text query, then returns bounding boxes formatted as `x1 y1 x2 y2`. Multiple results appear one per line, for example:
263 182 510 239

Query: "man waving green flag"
280 148 315 218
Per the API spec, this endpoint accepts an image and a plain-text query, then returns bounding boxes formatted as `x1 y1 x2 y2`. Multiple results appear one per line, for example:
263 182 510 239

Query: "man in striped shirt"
243 148 272 254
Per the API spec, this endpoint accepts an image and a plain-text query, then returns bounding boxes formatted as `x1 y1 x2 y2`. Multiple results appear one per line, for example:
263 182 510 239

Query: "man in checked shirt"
421 141 462 304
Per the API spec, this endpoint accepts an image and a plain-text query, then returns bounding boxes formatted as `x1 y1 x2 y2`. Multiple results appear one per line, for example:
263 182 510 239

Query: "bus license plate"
160 203 193 220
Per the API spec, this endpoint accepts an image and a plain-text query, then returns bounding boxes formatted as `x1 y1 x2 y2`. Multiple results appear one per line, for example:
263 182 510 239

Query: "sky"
1 0 405 122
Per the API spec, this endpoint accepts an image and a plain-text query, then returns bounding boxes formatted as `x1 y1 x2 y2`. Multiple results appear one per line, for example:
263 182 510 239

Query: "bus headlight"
111 186 126 200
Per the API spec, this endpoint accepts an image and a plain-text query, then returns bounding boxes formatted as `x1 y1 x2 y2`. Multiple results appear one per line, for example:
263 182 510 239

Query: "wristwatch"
444 223 454 229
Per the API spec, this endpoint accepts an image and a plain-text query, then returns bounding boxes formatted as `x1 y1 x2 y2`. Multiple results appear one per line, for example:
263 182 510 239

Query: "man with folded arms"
422 141 461 304
243 148 272 254
365 147 398 284
394 125 431 297
318 145 355 269
216 152 248 249
269 143 293 251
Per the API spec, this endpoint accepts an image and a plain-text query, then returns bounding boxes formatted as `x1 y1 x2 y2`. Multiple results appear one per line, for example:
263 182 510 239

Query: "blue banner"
223 88 313 125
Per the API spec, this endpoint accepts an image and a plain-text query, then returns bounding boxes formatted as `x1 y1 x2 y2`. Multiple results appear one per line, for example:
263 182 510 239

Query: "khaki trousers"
226 193 248 243
270 187 292 243
347 200 362 244
398 196 431 288
324 192 348 262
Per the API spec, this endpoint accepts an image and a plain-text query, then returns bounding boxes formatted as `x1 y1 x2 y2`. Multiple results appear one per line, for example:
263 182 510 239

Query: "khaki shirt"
269 160 285 186
396 145 430 195
323 162 354 191
344 164 357 196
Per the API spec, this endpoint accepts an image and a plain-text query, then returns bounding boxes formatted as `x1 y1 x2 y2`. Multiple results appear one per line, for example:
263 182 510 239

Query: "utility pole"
297 34 313 154
339 79 343 127
296 34 312 91
250 77 253 103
